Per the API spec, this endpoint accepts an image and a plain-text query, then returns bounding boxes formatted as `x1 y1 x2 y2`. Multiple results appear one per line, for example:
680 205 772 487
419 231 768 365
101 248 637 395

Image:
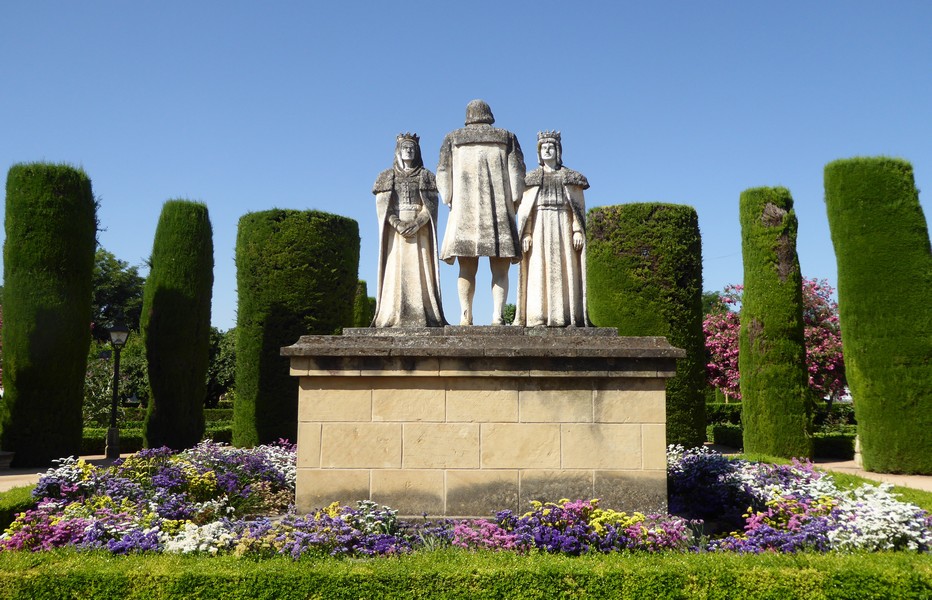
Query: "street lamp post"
105 322 130 460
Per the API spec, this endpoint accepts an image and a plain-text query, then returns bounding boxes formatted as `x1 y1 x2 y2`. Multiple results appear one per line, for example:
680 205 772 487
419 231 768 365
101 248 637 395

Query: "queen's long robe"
372 166 446 327
514 166 589 327
437 124 526 262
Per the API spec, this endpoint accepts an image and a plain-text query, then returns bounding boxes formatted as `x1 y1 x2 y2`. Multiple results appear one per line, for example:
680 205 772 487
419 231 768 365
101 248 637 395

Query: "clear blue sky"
2 1 930 331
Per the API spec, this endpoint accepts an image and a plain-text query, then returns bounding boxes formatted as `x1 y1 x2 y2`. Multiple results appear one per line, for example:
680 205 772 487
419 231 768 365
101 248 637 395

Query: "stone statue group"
371 100 589 328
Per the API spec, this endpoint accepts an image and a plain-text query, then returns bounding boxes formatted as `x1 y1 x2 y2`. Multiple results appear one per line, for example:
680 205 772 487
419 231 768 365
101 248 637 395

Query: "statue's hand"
573 231 584 251
522 235 532 253
400 221 418 237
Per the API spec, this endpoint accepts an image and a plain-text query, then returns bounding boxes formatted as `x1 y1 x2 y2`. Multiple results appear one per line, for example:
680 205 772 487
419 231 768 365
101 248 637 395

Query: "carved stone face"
539 142 556 161
400 143 416 162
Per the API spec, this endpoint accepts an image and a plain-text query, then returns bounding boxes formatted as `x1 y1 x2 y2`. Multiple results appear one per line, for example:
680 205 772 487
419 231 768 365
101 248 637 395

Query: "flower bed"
1 442 929 557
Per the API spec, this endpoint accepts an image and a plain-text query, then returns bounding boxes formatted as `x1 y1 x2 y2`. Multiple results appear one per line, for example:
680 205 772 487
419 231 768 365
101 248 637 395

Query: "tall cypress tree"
824 157 931 474
141 200 214 450
0 163 96 466
233 209 359 446
587 203 706 448
739 187 811 459
352 280 376 327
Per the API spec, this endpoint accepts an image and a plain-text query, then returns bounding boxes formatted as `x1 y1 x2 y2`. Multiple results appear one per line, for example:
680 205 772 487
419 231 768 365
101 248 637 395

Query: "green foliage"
587 203 706 447
502 303 516 325
0 485 35 531
824 157 932 474
709 423 744 448
205 327 236 408
91 248 145 340
234 209 359 446
0 551 929 599
0 163 97 466
83 337 149 428
351 281 376 327
83 342 118 427
739 187 812 459
706 402 742 425
141 200 213 450
812 431 856 460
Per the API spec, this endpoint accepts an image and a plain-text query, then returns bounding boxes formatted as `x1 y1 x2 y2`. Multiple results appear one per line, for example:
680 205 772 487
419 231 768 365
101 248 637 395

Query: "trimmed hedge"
709 423 744 449
142 201 214 450
0 551 929 599
352 280 376 327
739 187 812 459
587 204 706 447
234 210 359 446
81 427 232 455
706 402 742 426
812 432 856 460
0 485 34 532
0 163 97 466
824 157 932 474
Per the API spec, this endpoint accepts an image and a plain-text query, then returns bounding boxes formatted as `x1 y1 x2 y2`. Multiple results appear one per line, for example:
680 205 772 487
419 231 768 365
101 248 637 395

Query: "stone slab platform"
284 328 682 518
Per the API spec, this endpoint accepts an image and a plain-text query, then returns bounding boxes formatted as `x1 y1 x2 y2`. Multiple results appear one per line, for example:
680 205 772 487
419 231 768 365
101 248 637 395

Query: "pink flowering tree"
703 278 846 403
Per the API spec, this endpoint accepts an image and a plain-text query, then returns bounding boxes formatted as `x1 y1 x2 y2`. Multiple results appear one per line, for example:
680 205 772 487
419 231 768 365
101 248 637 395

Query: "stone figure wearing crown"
371 133 447 327
437 100 526 325
514 131 590 327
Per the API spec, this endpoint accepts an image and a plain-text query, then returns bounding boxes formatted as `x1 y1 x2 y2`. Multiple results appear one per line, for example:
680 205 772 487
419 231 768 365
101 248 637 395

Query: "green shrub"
141 200 213 451
0 163 97 466
352 280 376 327
739 187 812 459
81 428 144 455
0 551 929 599
0 485 35 531
587 203 706 447
205 327 235 408
812 431 856 460
204 409 233 422
709 423 744 448
706 402 742 426
233 210 359 446
824 157 932 474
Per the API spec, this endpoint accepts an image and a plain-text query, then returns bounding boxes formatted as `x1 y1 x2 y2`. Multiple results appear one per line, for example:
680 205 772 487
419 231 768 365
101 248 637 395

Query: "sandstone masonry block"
371 470 444 515
593 380 666 424
320 423 401 468
519 470 593 506
403 423 479 469
373 378 445 422
296 423 321 468
641 424 668 470
299 378 372 422
296 469 369 513
561 424 641 469
481 423 561 469
446 377 519 422
447 470 519 516
594 470 668 513
519 383 592 423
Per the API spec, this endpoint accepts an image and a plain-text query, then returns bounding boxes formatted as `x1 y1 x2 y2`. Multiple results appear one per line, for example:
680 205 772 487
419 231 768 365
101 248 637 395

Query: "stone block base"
285 327 682 518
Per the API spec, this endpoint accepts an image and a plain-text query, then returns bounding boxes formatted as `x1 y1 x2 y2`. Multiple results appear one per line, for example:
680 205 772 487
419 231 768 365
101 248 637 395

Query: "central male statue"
437 99 526 325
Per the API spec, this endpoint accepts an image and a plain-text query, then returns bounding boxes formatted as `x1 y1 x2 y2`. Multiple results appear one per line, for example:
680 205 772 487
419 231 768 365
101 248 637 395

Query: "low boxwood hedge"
81 427 232 455
813 431 856 460
709 423 744 449
0 485 34 531
0 550 928 599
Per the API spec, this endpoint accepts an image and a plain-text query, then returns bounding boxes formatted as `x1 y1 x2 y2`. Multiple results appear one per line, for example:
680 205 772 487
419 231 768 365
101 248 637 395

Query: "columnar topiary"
141 200 213 450
824 157 931 474
587 203 706 447
234 210 359 446
352 280 376 327
0 163 96 466
738 187 811 459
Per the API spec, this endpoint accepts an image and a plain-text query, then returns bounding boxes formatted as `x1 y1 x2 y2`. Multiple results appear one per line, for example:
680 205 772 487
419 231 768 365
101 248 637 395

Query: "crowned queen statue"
514 131 590 327
371 133 447 327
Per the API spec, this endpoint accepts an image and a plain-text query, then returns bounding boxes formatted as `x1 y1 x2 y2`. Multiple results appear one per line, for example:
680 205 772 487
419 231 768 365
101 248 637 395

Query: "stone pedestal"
283 327 683 518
